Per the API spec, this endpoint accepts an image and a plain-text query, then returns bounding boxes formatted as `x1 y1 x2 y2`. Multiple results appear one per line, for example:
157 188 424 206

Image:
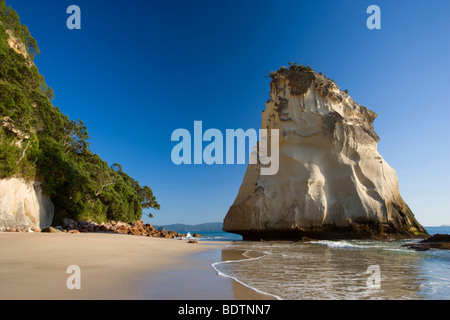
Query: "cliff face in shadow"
223 64 427 240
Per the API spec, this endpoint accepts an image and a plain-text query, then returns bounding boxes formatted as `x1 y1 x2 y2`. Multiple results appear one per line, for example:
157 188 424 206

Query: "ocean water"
209 227 450 300
187 231 243 242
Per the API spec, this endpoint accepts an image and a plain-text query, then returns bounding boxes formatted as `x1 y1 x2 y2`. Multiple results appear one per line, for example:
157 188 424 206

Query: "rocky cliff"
223 64 427 240
0 178 53 229
0 12 52 229
0 2 159 226
0 10 53 229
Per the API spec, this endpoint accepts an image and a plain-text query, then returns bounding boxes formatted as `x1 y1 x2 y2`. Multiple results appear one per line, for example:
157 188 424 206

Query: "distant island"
153 222 223 233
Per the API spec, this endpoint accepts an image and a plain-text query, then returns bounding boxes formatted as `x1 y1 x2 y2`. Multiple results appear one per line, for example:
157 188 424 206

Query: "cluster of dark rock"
402 234 450 251
0 219 190 239
59 219 186 238
0 226 41 233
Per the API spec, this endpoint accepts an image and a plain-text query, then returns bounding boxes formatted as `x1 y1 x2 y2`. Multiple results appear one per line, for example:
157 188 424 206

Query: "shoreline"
0 232 273 300
211 247 282 300
140 245 274 300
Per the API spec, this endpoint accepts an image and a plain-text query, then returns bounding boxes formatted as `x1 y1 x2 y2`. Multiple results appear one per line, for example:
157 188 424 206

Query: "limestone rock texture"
223 65 427 240
0 178 54 229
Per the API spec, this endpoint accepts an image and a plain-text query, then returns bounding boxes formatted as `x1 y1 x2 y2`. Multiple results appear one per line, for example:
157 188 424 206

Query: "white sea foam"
178 233 195 241
310 240 368 249
211 249 283 300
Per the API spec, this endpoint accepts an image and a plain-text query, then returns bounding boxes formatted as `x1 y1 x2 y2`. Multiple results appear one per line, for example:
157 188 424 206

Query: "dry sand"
0 232 273 300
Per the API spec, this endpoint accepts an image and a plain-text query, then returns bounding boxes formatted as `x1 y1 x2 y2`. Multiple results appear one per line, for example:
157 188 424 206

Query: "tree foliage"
0 1 160 224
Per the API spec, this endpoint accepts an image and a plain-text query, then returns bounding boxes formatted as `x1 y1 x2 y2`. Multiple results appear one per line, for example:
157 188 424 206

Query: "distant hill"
153 222 223 233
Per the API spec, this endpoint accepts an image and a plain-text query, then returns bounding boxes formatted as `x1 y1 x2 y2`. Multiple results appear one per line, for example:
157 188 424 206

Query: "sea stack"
223 64 427 240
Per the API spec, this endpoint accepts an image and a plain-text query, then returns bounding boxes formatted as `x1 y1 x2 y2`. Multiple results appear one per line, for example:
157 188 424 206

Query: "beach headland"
0 232 273 300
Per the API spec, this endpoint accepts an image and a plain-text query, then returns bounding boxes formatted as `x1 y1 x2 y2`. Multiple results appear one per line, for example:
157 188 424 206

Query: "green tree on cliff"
0 1 160 224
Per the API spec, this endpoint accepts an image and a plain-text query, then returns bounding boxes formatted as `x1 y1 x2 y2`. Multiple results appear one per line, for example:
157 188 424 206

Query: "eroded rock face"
5 29 33 66
223 65 427 240
0 178 54 229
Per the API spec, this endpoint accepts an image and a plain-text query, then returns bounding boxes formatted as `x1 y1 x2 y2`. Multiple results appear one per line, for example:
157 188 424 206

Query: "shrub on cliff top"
269 63 317 96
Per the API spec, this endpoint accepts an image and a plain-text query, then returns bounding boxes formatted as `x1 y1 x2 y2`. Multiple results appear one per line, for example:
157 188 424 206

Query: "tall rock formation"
223 64 427 240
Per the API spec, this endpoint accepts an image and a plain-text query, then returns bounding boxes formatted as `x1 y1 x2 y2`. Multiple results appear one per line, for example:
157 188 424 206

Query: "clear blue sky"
8 0 450 226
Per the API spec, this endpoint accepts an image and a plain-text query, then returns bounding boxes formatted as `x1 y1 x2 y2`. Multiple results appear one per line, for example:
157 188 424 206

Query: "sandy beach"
0 232 272 300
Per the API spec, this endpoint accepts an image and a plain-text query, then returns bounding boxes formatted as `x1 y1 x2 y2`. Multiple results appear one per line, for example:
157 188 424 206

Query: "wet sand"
0 232 272 300
141 247 274 300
